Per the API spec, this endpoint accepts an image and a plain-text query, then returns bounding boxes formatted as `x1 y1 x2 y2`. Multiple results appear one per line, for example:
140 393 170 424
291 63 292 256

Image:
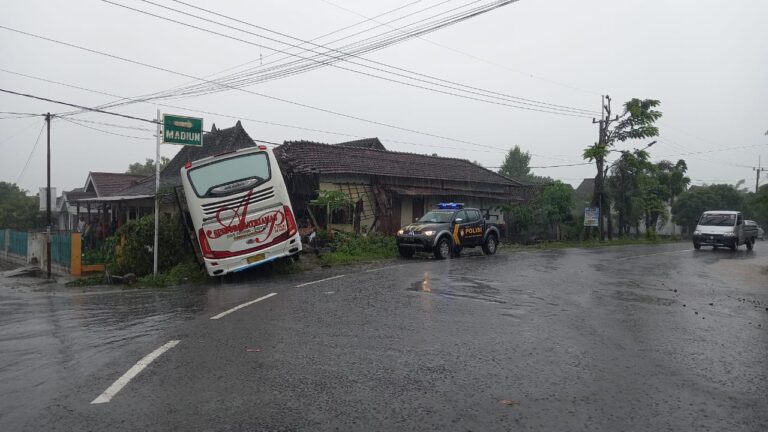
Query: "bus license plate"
247 254 266 264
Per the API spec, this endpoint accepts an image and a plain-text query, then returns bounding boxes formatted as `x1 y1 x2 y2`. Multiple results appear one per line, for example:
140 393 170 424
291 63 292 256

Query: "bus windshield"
188 152 271 197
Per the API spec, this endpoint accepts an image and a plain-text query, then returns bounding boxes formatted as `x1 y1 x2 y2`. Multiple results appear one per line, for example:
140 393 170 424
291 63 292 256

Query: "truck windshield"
188 152 270 197
418 210 455 223
699 214 736 226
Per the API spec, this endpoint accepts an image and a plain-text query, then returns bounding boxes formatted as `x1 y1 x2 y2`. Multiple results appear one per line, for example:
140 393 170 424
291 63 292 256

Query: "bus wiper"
209 177 262 195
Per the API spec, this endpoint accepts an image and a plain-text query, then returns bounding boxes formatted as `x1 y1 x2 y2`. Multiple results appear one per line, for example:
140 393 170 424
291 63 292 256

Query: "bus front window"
188 153 271 197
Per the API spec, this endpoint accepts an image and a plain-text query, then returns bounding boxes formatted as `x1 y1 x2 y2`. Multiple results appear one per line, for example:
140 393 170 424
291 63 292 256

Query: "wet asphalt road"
1 243 767 431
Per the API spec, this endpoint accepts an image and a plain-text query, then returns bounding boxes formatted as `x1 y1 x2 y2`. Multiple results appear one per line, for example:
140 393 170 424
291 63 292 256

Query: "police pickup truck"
693 210 758 251
395 203 501 259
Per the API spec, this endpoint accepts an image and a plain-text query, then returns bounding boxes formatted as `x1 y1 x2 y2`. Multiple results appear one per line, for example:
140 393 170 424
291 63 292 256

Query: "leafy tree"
310 190 353 226
498 145 554 183
126 157 170 176
0 182 45 230
583 97 662 239
539 181 574 238
672 184 745 233
498 145 532 179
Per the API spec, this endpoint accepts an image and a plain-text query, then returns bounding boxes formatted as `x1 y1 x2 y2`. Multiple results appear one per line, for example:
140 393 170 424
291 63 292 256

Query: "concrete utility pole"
45 112 52 279
591 95 611 241
154 109 161 277
755 156 766 193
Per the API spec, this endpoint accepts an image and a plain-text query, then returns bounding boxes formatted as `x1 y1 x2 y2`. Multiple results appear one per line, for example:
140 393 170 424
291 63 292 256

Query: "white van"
692 210 757 251
180 146 301 276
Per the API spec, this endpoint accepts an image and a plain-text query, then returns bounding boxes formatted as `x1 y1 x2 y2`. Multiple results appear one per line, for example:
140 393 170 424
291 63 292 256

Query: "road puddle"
409 274 506 304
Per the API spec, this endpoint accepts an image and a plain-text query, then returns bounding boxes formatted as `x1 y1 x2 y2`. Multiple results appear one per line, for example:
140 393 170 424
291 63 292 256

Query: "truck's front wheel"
693 242 701 250
747 239 754 251
434 237 451 260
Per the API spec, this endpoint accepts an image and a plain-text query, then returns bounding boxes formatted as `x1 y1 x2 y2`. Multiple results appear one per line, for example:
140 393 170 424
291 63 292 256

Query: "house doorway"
412 197 425 221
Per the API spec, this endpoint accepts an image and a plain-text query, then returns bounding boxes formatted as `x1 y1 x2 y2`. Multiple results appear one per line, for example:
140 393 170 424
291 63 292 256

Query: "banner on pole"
584 207 600 227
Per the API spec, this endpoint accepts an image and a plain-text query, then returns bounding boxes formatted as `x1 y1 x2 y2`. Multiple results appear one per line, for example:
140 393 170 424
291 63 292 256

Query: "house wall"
314 174 517 234
400 197 413 226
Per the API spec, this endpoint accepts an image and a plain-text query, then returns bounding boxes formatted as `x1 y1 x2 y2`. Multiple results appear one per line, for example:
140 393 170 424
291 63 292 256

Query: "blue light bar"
437 202 464 209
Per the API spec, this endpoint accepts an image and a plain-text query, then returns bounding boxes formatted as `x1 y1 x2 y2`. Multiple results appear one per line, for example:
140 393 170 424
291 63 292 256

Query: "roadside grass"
318 232 398 266
501 236 686 251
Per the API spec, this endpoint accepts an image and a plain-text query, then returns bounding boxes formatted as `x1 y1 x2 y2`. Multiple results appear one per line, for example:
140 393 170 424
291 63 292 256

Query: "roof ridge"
279 140 522 185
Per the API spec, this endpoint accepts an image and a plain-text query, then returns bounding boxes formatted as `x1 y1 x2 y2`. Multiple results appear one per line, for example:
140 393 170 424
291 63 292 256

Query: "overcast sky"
2 0 767 195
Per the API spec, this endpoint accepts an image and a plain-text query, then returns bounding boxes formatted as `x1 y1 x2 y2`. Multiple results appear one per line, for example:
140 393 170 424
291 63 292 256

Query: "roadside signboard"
162 114 203 146
39 187 56 211
584 207 600 227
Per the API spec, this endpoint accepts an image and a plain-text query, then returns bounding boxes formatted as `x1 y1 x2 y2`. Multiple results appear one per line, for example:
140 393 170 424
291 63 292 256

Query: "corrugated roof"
274 140 522 186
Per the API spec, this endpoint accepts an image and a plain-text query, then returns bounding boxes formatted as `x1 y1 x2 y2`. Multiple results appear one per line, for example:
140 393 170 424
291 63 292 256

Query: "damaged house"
274 138 528 234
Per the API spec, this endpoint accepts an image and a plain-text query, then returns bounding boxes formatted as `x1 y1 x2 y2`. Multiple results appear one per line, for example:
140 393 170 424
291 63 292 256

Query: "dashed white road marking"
91 340 180 404
615 249 694 261
210 292 277 320
294 274 346 287
364 264 408 273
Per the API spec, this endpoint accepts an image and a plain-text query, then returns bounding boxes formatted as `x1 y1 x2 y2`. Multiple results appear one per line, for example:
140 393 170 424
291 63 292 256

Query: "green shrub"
107 214 194 277
319 232 397 265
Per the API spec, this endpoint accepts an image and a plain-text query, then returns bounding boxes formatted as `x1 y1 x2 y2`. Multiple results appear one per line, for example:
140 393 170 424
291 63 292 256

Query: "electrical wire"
0 68 586 164
0 27 581 153
0 88 159 124
77 0 439 112
318 0 602 97
58 116 153 140
0 117 43 146
15 121 46 184
96 0 592 118
158 0 597 115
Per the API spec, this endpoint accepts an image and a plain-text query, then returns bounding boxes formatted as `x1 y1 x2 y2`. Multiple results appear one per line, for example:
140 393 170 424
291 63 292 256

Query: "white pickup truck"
692 210 758 251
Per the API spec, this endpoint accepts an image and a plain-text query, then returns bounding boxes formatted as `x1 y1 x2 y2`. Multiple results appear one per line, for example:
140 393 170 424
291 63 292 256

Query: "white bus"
180 146 301 276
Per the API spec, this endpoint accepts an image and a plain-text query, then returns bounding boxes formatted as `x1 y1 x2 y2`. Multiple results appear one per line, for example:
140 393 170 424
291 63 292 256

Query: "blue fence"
9 230 28 257
51 232 71 267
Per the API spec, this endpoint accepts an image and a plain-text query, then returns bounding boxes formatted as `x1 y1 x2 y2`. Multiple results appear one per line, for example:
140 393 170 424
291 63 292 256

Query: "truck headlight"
423 230 435 236
397 229 404 235
722 231 735 236
693 230 701 235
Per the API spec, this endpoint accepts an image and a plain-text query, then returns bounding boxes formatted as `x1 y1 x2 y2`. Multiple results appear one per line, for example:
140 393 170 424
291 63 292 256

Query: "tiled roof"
118 121 256 197
87 172 147 197
274 140 522 186
335 137 386 151
573 178 594 203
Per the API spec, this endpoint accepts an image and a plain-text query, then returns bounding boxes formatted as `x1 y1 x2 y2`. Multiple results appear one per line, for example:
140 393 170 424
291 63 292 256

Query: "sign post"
163 114 203 146
153 113 204 277
584 207 600 227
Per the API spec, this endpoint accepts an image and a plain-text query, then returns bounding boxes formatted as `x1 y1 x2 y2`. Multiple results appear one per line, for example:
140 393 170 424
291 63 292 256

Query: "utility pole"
45 112 52 279
153 109 161 277
755 156 766 193
592 95 610 241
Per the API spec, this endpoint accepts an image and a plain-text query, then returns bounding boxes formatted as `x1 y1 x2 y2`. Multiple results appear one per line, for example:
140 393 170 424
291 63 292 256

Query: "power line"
15 121 46 184
58 116 153 140
0 87 159 124
97 0 592 118
0 67 586 164
318 0 602 97
75 0 440 113
0 117 43 146
158 0 596 115
0 26 572 153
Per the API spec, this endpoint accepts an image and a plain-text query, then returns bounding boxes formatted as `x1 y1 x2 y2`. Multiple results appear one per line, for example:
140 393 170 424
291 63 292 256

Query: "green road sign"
163 114 203 146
